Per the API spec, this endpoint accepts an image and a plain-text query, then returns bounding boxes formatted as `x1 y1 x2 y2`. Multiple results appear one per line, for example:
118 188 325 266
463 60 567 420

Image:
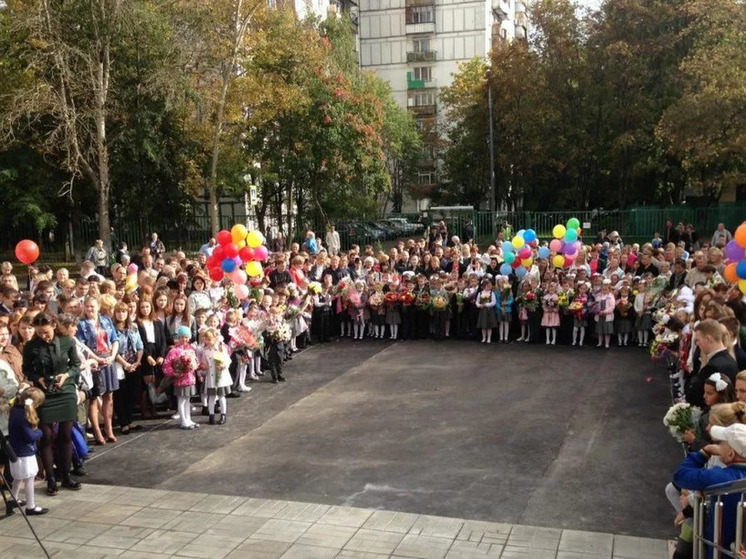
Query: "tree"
658 0 746 199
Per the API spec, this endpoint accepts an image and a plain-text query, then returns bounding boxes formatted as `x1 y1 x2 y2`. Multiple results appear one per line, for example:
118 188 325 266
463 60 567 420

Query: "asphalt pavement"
83 339 682 539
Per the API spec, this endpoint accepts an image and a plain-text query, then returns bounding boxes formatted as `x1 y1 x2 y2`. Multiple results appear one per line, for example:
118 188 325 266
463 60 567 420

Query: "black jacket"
686 349 739 407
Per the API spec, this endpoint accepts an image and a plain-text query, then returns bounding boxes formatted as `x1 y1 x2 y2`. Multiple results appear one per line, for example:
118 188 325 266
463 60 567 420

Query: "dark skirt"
476 308 498 329
93 363 119 395
39 383 77 424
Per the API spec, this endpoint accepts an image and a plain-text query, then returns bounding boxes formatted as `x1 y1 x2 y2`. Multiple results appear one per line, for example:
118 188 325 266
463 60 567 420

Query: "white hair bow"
24 398 33 407
709 373 728 392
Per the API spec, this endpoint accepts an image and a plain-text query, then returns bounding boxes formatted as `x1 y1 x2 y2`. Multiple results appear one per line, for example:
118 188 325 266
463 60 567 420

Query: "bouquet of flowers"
285 305 302 321
384 292 398 308
212 351 228 368
171 347 198 378
415 292 431 310
332 280 350 299
518 291 539 312
266 322 292 344
557 293 570 311
454 292 464 312
650 331 680 363
229 324 260 352
478 292 491 306
369 292 384 310
616 298 632 317
663 402 702 443
308 282 322 295
499 288 512 306
431 295 448 311
542 295 557 310
224 285 241 309
399 291 414 307
348 290 363 308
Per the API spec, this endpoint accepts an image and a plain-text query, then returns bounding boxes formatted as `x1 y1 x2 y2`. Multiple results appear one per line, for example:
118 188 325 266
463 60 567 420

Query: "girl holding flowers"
384 282 401 340
569 282 589 347
429 276 449 341
199 327 232 425
494 276 513 344
634 282 653 347
368 288 386 339
475 278 497 344
541 282 560 345
162 326 200 430
594 279 616 349
614 285 635 347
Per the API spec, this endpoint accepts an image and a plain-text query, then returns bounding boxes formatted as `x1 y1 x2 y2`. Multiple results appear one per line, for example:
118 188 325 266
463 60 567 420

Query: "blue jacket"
674 451 746 554
76 315 118 355
8 405 42 458
494 290 514 315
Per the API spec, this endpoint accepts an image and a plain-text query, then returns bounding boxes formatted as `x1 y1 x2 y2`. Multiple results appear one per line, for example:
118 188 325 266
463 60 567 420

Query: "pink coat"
162 345 198 387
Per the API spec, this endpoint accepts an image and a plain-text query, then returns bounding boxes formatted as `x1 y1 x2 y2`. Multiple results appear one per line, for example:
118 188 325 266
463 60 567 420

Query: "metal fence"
1 203 744 262
691 477 746 559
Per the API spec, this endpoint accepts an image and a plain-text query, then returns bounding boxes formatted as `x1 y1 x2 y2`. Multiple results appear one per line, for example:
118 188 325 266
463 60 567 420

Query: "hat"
176 325 191 339
710 424 746 457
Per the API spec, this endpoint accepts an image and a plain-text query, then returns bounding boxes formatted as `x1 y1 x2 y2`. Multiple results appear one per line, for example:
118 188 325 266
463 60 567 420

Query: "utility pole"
486 68 496 231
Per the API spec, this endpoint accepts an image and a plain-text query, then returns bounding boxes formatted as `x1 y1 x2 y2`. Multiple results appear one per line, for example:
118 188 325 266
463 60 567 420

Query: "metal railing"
692 478 746 558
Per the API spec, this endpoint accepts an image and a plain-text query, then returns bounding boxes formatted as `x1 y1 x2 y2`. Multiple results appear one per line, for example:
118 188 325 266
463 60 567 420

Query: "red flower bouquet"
384 292 398 308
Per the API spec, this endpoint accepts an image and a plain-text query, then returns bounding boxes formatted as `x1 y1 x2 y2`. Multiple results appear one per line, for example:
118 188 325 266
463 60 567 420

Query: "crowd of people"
0 219 743 532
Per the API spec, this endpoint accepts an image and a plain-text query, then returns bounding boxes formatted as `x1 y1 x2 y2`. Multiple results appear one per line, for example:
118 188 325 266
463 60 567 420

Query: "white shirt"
142 321 155 344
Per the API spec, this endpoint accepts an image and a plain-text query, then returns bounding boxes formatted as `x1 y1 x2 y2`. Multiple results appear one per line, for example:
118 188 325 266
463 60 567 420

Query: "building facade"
359 0 526 212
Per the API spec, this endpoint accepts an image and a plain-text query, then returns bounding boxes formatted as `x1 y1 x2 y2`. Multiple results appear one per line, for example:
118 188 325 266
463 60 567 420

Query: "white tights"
207 394 227 418
518 322 528 340
545 328 557 344
12 476 35 510
498 321 509 341
572 326 585 346
481 328 492 343
177 396 194 427
389 324 398 339
236 362 248 389
637 330 650 345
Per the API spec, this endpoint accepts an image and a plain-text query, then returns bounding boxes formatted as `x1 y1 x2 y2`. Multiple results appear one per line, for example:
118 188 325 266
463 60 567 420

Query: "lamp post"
486 67 496 227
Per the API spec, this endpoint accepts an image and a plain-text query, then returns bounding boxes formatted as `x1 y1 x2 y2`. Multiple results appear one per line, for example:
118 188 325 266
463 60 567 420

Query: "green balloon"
567 217 580 230
503 252 515 264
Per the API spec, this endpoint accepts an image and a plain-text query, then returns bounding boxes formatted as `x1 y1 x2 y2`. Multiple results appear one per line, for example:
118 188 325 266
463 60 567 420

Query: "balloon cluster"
500 228 538 279
14 239 40 265
722 223 746 293
205 225 267 300
547 217 582 269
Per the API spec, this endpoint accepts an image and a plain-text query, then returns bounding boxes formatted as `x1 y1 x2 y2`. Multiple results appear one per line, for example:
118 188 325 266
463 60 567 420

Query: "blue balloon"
515 267 527 279
737 260 746 280
524 229 536 243
221 258 237 273
564 229 578 243
501 241 514 254
500 263 512 276
538 246 550 259
517 229 525 238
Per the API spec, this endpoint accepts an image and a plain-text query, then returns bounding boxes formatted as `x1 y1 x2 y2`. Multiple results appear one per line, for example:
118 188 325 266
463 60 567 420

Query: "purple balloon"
233 256 243 266
563 243 576 255
725 240 744 262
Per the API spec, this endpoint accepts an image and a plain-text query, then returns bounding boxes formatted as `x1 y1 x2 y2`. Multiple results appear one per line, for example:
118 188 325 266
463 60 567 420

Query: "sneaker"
171 413 180 420
238 385 252 392
249 373 259 381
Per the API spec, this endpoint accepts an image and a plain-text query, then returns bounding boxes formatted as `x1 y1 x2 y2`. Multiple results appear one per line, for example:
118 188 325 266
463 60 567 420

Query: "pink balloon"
230 269 247 285
234 284 249 300
127 263 138 274
253 245 269 261
549 239 562 253
518 247 531 259
564 255 574 267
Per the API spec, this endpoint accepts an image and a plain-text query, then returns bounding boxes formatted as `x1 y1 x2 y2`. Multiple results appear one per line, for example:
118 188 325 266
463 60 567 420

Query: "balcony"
407 72 435 89
405 0 434 6
409 104 437 117
415 155 437 168
405 21 435 34
407 50 437 63
515 11 528 38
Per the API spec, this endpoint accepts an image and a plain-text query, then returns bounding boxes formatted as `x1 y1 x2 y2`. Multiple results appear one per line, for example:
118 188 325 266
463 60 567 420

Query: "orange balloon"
724 262 739 283
735 223 746 248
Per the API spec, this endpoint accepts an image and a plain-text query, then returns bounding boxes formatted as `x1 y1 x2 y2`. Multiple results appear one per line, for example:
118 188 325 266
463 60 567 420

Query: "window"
413 38 430 53
413 67 432 82
412 90 436 106
407 6 434 24
418 172 433 185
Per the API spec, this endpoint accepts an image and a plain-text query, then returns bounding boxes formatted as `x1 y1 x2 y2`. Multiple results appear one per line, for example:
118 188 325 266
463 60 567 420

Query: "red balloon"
216 230 232 246
208 267 223 282
510 259 521 269
239 246 255 262
15 239 39 265
212 246 224 261
253 245 269 261
223 243 239 259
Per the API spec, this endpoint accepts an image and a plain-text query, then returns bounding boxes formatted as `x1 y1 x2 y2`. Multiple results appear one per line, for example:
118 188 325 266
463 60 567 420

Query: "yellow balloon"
553 224 566 239
739 279 746 295
236 239 246 249
511 236 524 249
231 224 248 244
522 257 533 268
552 255 565 268
246 261 263 277
246 230 264 249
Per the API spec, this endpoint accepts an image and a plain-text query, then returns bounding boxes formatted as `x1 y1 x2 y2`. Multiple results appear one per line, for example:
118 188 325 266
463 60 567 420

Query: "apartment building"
359 0 526 210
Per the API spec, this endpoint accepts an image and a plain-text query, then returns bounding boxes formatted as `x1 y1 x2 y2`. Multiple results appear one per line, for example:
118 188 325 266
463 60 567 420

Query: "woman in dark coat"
136 297 168 419
22 313 81 495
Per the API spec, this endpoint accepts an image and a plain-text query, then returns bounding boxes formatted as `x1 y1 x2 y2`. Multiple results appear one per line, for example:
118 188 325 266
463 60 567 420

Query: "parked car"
385 217 419 235
356 222 386 243
368 221 397 240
